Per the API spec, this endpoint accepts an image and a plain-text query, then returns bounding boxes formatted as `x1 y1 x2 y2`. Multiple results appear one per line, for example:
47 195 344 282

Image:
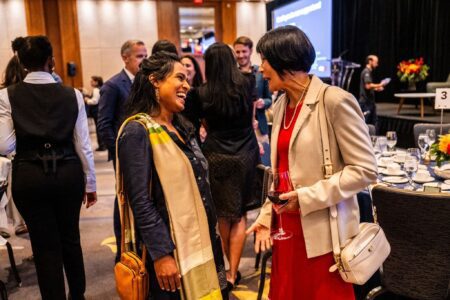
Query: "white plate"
382 176 409 184
392 156 406 163
379 169 406 176
445 179 450 185
412 176 435 183
418 164 428 170
423 182 450 190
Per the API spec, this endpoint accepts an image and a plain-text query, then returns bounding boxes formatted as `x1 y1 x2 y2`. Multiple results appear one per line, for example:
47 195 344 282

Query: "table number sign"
435 88 450 109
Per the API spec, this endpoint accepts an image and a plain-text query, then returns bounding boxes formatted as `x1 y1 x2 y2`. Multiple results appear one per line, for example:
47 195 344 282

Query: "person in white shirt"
83 75 105 151
0 35 96 300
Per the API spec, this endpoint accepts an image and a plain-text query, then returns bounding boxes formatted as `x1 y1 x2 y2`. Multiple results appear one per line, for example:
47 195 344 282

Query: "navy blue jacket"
97 70 132 161
253 65 272 135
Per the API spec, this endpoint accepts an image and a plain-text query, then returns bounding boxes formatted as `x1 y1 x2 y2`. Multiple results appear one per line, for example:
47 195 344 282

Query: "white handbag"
318 84 391 285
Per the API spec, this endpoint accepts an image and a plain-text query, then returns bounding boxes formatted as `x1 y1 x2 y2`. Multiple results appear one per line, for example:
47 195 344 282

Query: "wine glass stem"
278 213 284 234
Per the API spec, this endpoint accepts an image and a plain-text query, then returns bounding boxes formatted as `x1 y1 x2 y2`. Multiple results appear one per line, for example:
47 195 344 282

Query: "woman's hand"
246 222 272 253
276 191 300 214
83 192 97 208
154 255 181 292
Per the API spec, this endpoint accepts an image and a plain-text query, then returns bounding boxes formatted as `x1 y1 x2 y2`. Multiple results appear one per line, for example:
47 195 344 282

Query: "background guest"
234 36 272 166
195 42 260 290
83 75 106 151
359 54 387 127
0 35 97 300
97 39 147 261
180 55 204 142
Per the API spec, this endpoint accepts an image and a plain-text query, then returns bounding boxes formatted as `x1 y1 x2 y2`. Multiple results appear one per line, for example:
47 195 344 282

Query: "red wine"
267 191 288 205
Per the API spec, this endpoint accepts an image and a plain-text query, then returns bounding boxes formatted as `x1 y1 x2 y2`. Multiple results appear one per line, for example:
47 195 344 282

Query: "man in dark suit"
97 39 147 261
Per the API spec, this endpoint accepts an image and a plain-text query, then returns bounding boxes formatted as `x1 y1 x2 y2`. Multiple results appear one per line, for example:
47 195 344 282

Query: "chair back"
255 164 271 206
413 123 450 147
367 124 376 136
371 185 450 299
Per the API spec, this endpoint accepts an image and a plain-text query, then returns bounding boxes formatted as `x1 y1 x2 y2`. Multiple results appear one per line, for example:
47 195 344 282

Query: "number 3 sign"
435 88 450 109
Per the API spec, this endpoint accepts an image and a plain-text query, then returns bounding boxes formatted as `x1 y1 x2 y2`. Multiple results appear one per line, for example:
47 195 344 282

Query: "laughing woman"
117 51 227 300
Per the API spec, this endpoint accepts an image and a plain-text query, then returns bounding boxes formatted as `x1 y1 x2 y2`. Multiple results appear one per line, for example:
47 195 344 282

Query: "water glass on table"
426 129 436 146
377 136 388 154
386 131 397 151
407 148 421 162
417 133 430 157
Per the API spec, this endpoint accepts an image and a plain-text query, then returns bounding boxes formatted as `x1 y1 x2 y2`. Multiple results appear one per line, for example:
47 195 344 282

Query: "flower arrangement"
430 133 450 167
397 57 430 83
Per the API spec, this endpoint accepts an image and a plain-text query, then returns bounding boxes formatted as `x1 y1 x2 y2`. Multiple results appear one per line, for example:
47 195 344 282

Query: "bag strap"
317 84 342 262
116 120 147 269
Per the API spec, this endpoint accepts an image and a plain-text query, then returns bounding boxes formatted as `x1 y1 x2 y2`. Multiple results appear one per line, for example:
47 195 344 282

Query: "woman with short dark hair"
196 42 260 290
0 35 97 299
247 26 377 299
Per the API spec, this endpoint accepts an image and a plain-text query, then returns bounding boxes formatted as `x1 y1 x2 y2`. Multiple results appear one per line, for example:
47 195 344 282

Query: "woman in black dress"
196 42 260 288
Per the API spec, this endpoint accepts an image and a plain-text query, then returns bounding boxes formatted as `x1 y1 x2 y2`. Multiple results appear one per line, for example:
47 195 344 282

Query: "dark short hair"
91 76 103 87
256 25 315 77
151 40 178 56
233 36 253 49
17 36 53 70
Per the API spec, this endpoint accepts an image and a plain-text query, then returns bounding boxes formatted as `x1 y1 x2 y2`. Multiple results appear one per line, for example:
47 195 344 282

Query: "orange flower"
438 134 450 154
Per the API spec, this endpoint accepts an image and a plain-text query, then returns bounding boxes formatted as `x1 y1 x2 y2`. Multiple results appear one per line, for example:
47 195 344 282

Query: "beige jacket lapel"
288 75 325 151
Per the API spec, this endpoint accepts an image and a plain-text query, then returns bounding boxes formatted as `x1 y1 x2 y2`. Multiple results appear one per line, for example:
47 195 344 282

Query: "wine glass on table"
267 169 293 241
386 131 397 152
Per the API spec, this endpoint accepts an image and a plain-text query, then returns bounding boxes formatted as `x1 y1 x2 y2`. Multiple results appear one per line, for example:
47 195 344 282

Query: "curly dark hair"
126 51 180 117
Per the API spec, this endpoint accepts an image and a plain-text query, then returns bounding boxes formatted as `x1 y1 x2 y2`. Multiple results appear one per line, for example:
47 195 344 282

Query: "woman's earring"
155 88 160 103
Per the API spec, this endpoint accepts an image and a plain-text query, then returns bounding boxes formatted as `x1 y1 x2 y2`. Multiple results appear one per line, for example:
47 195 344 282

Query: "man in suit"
234 36 272 166
97 39 147 261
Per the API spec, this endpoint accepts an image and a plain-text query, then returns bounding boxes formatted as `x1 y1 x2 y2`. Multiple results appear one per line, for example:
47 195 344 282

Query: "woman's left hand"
275 191 299 214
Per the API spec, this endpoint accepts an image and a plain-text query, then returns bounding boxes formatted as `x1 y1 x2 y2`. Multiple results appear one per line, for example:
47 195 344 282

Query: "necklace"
283 86 308 130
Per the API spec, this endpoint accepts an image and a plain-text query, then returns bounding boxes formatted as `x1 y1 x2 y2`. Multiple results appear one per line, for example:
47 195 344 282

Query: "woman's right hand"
153 255 181 292
246 222 272 253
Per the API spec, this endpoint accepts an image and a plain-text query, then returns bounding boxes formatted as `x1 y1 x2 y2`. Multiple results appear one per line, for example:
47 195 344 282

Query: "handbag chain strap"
317 84 343 269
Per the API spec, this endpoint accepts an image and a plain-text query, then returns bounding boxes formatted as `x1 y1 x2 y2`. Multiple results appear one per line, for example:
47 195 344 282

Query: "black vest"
8 82 78 162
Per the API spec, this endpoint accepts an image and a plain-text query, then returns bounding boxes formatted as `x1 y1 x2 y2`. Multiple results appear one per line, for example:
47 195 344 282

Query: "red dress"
268 103 355 300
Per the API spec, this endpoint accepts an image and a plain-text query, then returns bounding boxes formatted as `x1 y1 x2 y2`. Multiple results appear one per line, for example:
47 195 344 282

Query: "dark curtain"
333 0 450 101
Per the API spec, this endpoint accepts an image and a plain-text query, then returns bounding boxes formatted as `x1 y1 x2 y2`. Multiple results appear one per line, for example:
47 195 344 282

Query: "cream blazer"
256 75 378 258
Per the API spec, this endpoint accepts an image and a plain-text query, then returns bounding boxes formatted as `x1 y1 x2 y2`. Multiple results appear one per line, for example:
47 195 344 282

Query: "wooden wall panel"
24 0 46 35
156 1 180 46
57 0 83 87
156 0 236 51
221 1 236 45
24 0 83 87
